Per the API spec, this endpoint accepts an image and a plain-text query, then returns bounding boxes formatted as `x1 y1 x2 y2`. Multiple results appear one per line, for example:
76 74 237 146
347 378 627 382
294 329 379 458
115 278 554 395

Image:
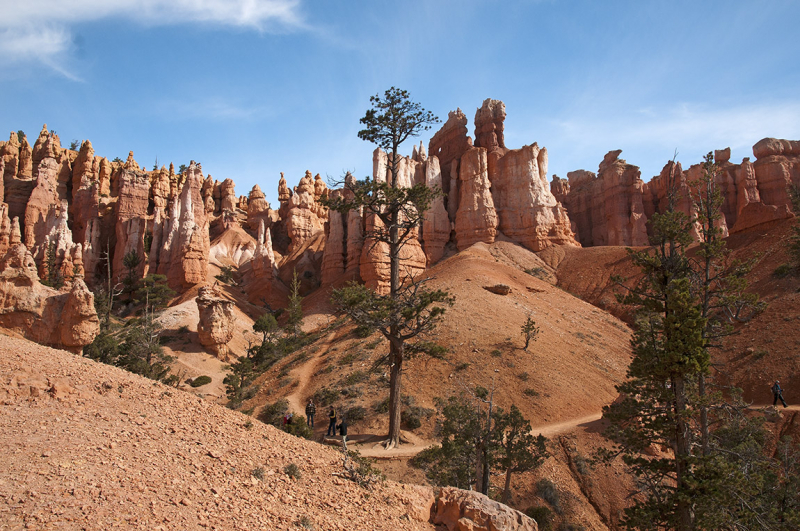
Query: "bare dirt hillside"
0 335 434 530
244 240 633 439
545 217 800 403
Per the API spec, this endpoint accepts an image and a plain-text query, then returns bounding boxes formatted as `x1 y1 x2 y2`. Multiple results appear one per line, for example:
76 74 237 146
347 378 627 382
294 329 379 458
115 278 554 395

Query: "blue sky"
2 0 799 206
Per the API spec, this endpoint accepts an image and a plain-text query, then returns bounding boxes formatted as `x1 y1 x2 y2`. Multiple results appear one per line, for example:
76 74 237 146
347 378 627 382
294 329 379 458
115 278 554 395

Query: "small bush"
340 386 362 399
354 325 374 338
296 515 314 530
402 405 433 430
346 406 367 423
536 478 562 514
314 387 340 406
342 370 368 386
525 506 553 530
366 338 382 350
574 453 590 475
338 351 360 365
251 467 264 480
559 524 586 531
373 397 390 414
259 398 289 427
774 263 793 278
525 267 549 280
517 371 530 382
523 388 539 397
284 463 302 479
455 362 470 372
490 349 502 357
401 409 422 430
190 375 212 387
284 418 313 439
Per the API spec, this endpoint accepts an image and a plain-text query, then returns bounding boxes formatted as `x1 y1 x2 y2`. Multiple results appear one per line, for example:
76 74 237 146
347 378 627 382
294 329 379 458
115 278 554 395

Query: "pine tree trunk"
672 375 694 531
481 446 490 495
502 468 513 504
386 338 403 448
699 373 709 456
385 146 403 450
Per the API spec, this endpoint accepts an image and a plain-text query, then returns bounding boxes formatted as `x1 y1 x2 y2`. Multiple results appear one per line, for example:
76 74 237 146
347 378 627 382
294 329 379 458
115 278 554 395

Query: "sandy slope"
0 335 434 530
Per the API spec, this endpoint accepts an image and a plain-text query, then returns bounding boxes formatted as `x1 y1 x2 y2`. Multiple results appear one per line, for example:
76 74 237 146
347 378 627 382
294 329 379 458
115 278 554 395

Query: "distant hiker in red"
326 406 337 436
772 380 788 408
305 399 316 428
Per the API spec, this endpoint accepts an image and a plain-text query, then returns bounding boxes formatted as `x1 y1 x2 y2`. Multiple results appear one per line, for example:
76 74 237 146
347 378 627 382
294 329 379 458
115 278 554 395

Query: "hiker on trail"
338 417 348 444
772 380 788 408
326 406 337 436
283 412 293 425
305 399 316 428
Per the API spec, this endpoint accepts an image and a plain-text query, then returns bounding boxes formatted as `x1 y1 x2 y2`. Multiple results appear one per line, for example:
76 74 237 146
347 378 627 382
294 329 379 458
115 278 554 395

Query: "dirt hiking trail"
285 331 337 414
355 411 605 459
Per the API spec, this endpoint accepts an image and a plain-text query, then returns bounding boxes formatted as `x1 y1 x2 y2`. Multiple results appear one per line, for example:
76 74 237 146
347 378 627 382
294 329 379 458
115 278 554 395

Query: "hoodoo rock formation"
0 211 99 352
195 285 236 361
1 112 797 358
553 138 799 247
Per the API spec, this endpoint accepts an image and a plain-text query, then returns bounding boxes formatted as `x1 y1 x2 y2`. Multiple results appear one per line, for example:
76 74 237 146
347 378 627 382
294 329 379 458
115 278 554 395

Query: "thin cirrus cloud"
549 102 800 155
0 0 305 72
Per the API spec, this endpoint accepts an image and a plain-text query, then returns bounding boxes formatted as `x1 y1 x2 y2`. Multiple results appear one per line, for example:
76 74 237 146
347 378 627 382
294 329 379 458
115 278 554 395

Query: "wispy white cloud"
551 102 800 154
153 96 278 122
0 0 305 76
507 101 800 179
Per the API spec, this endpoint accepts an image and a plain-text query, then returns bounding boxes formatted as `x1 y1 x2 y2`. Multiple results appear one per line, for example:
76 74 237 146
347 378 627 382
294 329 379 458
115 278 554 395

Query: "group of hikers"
303 399 348 440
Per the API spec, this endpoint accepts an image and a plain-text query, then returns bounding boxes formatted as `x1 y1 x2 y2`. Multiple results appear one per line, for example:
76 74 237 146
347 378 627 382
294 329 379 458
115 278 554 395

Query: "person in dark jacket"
772 380 788 408
305 399 316 428
326 406 337 436
338 417 348 444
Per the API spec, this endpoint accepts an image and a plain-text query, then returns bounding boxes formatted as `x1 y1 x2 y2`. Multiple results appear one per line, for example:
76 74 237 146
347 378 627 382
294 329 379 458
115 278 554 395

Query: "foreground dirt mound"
0 335 434 530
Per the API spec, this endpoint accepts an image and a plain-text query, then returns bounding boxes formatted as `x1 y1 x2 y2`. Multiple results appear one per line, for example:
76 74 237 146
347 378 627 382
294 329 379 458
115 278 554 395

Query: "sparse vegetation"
521 314 539 351
283 463 302 479
536 478 563 514
295 515 314 530
341 370 368 386
525 506 553 530
789 183 800 269
523 387 539 397
190 375 212 387
251 467 264 480
774 263 793 277
215 265 237 285
525 267 549 280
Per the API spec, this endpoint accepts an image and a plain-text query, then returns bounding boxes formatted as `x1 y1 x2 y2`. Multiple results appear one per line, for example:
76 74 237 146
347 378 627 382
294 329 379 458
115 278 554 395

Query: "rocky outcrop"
285 171 325 254
0 215 99 353
422 156 450 265
113 155 150 282
556 151 648 247
752 138 800 210
433 487 538 531
321 190 346 284
491 143 578 251
195 285 236 361
474 99 507 154
247 184 272 231
454 147 497 250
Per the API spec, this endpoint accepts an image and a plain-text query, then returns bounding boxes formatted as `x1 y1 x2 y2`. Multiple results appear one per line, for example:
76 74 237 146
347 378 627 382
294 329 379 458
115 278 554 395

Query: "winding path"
285 331 337 415
356 411 604 459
